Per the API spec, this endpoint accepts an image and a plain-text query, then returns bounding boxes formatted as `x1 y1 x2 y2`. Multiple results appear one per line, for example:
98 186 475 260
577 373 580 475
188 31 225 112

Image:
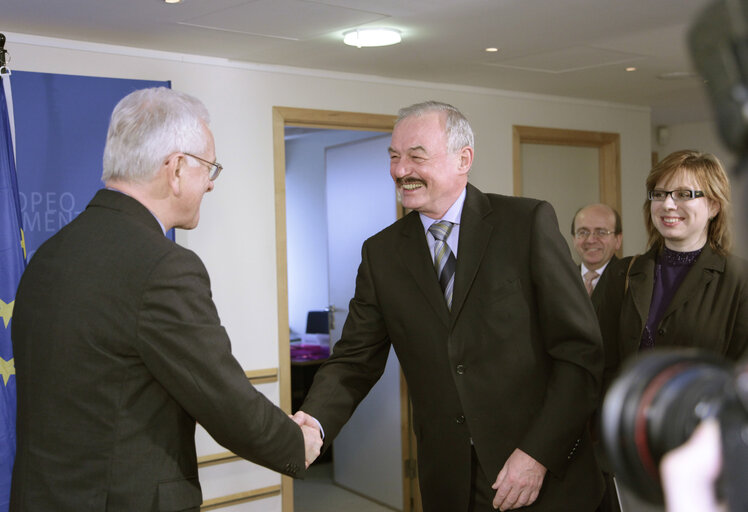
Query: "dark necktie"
428 221 456 309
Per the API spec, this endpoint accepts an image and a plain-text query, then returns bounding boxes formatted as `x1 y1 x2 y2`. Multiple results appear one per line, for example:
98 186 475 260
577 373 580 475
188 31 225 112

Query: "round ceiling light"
343 28 401 48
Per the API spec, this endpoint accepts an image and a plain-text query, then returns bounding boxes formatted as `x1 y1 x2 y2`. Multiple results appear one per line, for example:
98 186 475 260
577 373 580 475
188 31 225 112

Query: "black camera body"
602 350 748 510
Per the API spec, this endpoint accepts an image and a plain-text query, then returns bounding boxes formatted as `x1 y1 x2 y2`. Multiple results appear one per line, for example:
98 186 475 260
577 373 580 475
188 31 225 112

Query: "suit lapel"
627 249 655 333
397 211 452 324
662 245 723 318
450 185 492 324
397 185 493 327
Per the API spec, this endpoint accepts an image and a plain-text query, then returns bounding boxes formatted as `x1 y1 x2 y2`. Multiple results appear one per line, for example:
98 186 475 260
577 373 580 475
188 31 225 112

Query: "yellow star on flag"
0 357 14 386
20 227 27 260
0 298 13 328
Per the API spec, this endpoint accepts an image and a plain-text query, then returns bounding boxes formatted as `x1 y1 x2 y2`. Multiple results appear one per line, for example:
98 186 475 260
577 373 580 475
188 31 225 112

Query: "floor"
294 461 397 512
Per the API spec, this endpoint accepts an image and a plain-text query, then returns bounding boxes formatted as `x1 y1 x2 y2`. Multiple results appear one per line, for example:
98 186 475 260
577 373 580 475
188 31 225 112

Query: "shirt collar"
581 260 609 277
419 187 467 231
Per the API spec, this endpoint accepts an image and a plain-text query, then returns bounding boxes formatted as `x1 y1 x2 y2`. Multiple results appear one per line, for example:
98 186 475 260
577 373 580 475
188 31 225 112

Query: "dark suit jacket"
596 244 748 384
589 256 619 308
11 190 305 512
302 184 604 511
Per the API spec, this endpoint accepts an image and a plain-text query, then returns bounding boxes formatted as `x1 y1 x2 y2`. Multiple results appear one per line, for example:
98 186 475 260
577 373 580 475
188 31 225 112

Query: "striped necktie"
584 269 599 296
428 221 456 309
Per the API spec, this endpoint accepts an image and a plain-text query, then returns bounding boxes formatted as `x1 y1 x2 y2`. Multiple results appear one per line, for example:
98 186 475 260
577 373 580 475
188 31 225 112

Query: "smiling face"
650 169 720 252
573 205 621 271
388 111 472 219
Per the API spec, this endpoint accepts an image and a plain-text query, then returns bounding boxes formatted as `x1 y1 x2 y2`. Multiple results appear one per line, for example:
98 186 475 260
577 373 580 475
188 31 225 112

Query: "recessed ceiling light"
485 47 499 53
625 67 637 72
164 0 182 4
343 28 401 48
657 71 698 80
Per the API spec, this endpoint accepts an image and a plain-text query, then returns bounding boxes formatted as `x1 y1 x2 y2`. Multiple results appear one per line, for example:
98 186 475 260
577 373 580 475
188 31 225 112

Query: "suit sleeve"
725 257 748 361
593 256 631 395
299 241 391 449
518 201 604 475
135 247 306 477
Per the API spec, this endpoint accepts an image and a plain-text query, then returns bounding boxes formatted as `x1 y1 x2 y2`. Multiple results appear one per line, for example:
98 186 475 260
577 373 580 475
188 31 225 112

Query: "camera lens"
601 349 732 503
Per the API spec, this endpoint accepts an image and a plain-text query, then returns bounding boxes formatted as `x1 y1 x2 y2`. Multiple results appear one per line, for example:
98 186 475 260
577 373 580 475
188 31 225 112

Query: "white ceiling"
1 0 717 126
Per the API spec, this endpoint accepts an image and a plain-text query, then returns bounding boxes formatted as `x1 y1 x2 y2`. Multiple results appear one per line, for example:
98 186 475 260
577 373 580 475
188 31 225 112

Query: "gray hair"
102 87 210 182
396 101 474 154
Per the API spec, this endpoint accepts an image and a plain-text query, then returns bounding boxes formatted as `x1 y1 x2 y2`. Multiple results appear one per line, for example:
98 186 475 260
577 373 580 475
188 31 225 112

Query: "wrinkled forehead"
391 112 447 150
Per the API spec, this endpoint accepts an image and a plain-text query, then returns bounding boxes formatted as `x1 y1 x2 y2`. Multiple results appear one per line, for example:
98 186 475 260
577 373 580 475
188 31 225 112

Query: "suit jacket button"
658 328 666 335
456 364 465 375
456 415 465 424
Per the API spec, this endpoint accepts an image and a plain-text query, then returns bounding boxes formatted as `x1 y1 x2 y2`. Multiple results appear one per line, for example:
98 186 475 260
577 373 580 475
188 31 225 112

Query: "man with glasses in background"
10 87 321 512
571 204 623 303
571 203 623 512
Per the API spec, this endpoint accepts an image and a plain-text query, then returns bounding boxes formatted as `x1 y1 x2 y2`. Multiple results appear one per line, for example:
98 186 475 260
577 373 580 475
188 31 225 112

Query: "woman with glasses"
599 149 747 372
594 149 748 511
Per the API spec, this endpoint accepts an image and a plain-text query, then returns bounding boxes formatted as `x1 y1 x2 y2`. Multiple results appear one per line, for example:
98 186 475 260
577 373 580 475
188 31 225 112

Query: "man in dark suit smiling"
571 203 622 305
10 87 321 512
295 101 604 511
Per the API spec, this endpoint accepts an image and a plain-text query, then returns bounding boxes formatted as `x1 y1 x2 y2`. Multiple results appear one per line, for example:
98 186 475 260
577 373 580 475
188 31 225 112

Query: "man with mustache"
294 101 604 511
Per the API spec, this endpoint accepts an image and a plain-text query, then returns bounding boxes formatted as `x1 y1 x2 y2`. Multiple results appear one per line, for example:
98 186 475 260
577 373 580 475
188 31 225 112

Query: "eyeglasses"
183 152 223 181
574 228 616 239
648 189 704 202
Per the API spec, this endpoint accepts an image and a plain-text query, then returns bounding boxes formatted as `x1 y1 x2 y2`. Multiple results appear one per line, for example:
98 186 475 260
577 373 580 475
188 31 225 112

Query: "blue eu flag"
0 74 25 511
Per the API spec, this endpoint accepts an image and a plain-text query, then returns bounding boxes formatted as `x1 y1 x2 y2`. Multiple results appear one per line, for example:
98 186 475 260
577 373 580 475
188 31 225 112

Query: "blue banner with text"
12 71 171 259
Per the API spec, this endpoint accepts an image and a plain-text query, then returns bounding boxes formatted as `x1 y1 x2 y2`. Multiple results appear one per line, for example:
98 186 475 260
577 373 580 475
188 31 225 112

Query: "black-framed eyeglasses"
184 152 223 181
574 228 616 239
648 189 704 202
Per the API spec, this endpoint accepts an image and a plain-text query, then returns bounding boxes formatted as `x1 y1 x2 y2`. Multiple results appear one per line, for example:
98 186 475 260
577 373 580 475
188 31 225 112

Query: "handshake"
291 410 323 468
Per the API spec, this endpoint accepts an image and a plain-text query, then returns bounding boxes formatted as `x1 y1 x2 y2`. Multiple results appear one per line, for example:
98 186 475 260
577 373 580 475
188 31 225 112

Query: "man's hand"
300 424 322 468
291 410 318 429
492 448 547 511
292 411 323 468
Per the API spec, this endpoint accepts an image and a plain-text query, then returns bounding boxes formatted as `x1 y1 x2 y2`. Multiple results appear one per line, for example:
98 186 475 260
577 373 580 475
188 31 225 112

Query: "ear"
708 199 721 220
614 233 623 251
164 153 183 196
457 146 473 175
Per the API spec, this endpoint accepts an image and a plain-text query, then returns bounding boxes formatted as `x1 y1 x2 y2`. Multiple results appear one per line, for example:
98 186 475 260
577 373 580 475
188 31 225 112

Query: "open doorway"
272 107 421 512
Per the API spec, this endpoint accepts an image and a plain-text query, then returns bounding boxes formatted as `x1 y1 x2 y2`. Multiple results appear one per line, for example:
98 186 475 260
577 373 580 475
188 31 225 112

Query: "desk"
291 347 332 462
290 344 329 412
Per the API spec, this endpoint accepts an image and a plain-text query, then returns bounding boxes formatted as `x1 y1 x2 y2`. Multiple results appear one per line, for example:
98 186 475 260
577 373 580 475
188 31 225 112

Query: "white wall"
6 31 653 510
653 119 734 171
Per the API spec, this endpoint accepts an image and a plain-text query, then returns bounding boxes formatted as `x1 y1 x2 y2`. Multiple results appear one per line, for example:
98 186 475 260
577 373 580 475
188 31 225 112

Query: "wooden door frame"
512 125 621 219
272 107 420 512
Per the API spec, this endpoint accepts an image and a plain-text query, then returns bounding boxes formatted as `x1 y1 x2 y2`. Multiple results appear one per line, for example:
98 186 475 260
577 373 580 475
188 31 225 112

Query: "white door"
325 134 404 510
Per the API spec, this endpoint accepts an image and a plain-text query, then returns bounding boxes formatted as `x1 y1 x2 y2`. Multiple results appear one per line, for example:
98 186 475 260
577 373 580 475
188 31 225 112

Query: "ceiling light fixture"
164 0 182 4
343 28 401 48
625 67 637 72
657 71 698 80
485 47 499 53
